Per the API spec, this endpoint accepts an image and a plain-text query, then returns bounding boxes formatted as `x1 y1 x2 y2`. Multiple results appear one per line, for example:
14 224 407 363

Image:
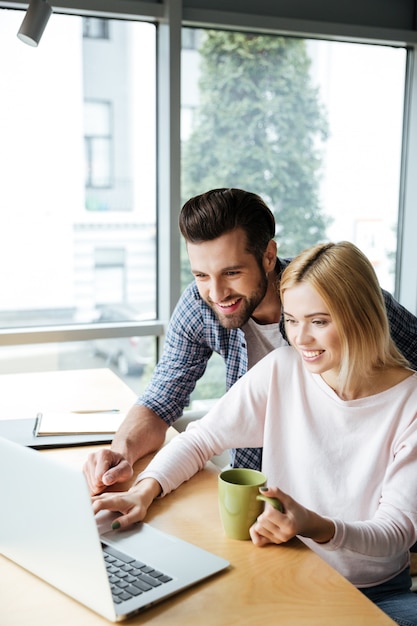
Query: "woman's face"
282 282 342 386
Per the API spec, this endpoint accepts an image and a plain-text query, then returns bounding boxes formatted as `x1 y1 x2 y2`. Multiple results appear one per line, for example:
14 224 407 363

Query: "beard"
206 274 268 329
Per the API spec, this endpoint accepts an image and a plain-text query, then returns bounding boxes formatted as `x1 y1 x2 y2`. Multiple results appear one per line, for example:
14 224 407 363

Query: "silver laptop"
0 436 229 622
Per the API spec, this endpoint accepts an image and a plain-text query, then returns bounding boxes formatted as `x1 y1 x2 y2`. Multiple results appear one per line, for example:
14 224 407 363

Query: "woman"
93 241 417 625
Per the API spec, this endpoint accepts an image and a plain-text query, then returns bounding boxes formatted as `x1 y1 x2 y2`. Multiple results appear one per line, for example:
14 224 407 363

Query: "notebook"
0 417 115 448
33 410 126 436
0 437 229 621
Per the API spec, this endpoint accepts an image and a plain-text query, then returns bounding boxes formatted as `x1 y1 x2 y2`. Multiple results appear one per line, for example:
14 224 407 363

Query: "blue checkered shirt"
138 257 417 470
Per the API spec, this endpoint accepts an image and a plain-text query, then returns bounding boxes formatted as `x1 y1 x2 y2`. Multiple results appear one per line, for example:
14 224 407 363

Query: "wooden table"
0 369 395 625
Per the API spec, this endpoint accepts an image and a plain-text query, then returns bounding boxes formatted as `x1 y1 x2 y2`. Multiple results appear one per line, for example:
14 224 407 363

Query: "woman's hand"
92 478 162 530
250 486 335 547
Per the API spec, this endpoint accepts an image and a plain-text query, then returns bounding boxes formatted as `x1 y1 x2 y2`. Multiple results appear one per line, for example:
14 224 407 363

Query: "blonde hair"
280 241 409 394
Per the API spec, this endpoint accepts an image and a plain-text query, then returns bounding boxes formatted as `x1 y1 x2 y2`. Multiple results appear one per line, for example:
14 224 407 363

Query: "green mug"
218 468 267 540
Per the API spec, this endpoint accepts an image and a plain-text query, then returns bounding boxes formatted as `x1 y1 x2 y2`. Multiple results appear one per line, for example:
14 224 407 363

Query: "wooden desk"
0 369 395 625
0 367 138 417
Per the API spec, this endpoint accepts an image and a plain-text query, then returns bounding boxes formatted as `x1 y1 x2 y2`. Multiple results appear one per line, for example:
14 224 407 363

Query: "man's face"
187 228 269 329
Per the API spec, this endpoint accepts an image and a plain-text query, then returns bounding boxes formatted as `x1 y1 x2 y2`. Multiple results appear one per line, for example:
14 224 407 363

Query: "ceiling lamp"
17 0 52 47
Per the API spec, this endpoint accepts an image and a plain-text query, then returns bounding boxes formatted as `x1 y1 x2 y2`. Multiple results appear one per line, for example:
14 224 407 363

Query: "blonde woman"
94 242 417 625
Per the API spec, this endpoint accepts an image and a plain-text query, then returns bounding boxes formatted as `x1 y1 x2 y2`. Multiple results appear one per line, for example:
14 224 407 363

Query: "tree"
182 30 330 285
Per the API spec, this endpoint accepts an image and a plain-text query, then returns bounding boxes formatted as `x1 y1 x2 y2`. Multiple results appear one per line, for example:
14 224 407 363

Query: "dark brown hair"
179 188 276 266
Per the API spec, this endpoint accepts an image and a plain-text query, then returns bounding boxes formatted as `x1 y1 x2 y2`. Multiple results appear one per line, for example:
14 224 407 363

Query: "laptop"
0 436 229 622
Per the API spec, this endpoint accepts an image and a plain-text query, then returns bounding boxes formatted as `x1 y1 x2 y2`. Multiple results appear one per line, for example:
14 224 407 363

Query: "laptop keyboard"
102 544 173 605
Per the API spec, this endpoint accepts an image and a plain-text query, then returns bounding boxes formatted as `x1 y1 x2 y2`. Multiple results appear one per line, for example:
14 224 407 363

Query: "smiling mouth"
210 297 242 314
215 297 242 311
302 350 324 359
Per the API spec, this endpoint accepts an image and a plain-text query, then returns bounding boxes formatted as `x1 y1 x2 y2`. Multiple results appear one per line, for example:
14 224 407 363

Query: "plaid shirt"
138 257 417 470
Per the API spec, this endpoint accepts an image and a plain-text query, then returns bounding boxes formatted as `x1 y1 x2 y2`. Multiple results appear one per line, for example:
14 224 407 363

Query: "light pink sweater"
138 346 417 587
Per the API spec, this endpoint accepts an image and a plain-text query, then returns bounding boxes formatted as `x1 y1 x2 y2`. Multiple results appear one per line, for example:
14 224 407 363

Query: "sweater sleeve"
324 505 416 557
316 420 417 558
135 351 274 494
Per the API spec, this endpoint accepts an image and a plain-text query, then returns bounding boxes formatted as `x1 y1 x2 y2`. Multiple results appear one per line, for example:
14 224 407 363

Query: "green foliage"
182 30 331 270
189 352 226 405
180 30 332 404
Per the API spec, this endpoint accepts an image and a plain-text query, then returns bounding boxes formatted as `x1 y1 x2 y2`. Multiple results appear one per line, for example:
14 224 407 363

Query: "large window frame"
1 0 417 358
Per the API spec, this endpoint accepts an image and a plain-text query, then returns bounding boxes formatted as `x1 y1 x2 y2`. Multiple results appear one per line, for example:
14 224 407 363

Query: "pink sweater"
138 346 417 587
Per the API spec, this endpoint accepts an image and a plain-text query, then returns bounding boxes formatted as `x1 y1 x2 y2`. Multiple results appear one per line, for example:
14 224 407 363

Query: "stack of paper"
33 411 125 437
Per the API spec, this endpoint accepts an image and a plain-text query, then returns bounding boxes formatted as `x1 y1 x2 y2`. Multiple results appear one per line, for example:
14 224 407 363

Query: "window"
0 4 414 403
0 10 157 391
181 29 405 294
181 28 406 406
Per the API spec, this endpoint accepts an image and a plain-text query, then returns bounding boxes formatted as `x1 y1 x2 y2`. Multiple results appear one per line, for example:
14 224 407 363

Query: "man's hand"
83 449 134 495
83 405 169 495
92 478 162 529
250 486 335 547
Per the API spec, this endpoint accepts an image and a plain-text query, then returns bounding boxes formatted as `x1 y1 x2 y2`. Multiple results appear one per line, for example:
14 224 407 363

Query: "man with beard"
84 188 417 495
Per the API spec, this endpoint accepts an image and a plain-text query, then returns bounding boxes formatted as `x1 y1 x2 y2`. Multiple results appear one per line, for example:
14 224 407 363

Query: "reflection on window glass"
181 28 406 406
0 11 156 334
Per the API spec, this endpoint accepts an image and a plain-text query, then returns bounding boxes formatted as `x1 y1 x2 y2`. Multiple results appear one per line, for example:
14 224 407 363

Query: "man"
84 188 417 495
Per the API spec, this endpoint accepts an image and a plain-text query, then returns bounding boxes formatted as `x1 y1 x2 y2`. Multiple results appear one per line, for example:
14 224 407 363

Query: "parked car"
92 305 154 376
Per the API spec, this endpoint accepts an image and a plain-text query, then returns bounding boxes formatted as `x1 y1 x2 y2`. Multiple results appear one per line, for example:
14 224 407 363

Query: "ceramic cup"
218 468 267 540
